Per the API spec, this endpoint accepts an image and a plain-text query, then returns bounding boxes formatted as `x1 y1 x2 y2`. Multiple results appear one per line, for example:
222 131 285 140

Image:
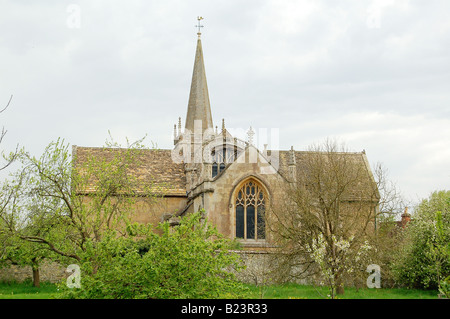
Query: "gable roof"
275 149 379 202
72 146 186 196
72 145 378 202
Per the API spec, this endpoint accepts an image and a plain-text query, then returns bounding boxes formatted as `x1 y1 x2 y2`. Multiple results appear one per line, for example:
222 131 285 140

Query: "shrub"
392 191 450 289
59 212 248 299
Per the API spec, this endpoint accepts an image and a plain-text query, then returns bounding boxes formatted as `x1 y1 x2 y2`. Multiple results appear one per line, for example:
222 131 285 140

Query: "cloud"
0 0 449 204
287 111 450 201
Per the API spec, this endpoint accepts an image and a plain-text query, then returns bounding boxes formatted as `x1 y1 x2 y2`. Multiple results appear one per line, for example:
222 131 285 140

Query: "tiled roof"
72 146 186 196
275 150 379 201
72 145 378 201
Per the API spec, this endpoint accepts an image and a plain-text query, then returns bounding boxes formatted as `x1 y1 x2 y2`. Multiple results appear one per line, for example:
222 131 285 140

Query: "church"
73 26 380 251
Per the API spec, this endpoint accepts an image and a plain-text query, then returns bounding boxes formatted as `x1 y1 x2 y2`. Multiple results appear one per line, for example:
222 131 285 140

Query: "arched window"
235 180 266 240
212 163 218 178
211 146 241 178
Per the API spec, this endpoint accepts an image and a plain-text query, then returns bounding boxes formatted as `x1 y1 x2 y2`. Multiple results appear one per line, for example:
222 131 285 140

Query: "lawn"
0 281 59 299
245 283 439 299
0 281 440 299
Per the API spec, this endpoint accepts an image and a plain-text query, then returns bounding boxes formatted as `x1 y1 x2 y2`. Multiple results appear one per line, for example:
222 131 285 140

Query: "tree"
0 232 56 288
306 233 372 298
268 139 380 296
392 190 450 289
59 212 247 299
0 95 18 171
368 162 408 288
0 173 73 287
372 162 407 218
0 136 159 264
0 95 19 237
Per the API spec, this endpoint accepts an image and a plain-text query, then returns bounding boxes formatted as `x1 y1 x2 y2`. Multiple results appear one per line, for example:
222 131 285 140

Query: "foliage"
59 212 248 299
0 232 55 287
392 190 450 289
306 233 373 298
0 280 59 299
368 213 403 288
0 281 440 300
269 139 380 295
244 282 438 299
439 275 450 298
1 174 71 287
0 136 158 263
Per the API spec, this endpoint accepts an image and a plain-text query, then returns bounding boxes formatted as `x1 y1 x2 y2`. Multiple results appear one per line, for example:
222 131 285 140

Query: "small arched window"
212 163 218 178
235 179 266 240
211 146 240 178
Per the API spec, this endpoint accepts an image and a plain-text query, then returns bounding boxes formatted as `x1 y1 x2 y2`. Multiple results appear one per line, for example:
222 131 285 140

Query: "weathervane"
195 16 204 37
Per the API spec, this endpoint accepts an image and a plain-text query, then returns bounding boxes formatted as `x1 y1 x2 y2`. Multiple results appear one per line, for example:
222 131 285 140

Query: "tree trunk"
32 267 40 288
335 272 345 295
336 284 345 295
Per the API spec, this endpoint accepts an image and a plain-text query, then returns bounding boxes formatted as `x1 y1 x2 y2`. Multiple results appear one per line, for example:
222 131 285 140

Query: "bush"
392 191 450 289
59 212 248 299
439 275 450 298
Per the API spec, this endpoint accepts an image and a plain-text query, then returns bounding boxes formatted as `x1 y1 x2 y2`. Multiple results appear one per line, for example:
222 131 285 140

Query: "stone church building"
73 31 380 252
0 30 381 285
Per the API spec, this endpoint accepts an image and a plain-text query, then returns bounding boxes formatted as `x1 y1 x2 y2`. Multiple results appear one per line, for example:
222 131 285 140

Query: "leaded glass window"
211 146 241 178
235 180 266 240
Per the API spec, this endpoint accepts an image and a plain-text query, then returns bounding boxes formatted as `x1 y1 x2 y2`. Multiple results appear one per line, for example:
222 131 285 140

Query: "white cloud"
0 0 449 204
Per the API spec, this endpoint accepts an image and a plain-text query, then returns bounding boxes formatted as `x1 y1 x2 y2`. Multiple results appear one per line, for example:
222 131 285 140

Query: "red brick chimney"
400 207 411 228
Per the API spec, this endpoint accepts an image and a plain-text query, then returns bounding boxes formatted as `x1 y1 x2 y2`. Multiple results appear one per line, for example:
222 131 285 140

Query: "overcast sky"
1 0 449 207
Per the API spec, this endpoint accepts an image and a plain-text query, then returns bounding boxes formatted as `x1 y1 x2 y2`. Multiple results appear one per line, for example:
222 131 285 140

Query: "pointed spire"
185 20 213 134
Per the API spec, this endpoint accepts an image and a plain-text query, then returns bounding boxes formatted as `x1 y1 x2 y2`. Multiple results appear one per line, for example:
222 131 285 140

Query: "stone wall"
1 251 306 287
1 252 283 286
233 250 311 286
233 250 274 285
0 260 68 283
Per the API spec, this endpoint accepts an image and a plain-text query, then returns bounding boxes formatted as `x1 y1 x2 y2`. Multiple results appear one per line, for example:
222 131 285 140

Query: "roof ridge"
74 146 172 151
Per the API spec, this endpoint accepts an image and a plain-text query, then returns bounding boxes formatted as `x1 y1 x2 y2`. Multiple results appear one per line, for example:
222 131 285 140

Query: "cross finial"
196 16 204 37
247 126 255 145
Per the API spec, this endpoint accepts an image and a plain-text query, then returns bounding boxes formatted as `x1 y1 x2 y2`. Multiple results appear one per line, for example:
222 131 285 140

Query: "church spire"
185 17 213 134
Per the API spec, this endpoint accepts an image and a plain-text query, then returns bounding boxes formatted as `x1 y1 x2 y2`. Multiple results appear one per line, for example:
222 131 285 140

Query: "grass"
0 281 440 299
245 282 439 299
0 281 59 299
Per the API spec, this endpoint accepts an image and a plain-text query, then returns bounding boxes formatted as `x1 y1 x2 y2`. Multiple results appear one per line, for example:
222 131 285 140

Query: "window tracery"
234 180 266 240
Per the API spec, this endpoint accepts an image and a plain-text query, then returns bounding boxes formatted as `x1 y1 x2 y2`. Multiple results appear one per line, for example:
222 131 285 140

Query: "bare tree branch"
0 95 13 114
1 95 19 171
